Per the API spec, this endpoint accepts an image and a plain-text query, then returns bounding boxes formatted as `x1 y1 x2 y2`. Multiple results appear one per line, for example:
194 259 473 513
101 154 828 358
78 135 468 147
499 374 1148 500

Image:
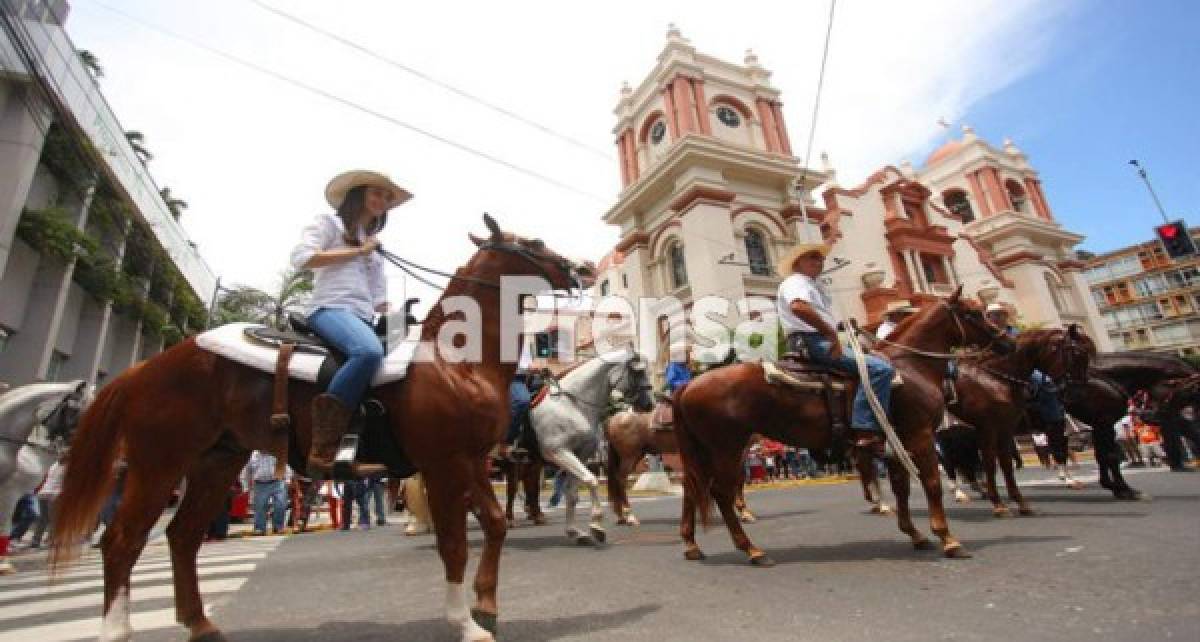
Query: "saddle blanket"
195 323 419 386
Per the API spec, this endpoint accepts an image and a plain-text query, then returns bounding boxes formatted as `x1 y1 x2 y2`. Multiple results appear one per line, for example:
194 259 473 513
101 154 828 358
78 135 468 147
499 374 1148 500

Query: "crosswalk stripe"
0 538 280 642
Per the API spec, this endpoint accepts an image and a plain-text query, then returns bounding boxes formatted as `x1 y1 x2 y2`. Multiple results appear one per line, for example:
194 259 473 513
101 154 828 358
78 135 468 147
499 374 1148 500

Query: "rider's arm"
291 214 378 269
789 299 838 341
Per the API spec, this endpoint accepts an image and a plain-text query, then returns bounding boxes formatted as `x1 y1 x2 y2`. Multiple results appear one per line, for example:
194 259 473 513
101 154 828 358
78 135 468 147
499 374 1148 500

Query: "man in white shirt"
875 301 916 341
776 242 895 452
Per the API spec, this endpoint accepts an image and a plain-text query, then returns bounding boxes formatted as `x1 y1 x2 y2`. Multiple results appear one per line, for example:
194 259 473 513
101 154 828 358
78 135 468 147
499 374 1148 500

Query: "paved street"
3 464 1197 642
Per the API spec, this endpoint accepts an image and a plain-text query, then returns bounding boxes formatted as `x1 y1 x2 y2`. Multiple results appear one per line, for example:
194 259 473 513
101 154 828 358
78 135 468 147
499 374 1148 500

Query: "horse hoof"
1067 480 1084 490
954 490 970 504
574 535 594 546
189 631 229 642
739 513 757 524
624 515 640 527
912 538 934 551
589 525 607 544
943 544 972 559
470 608 498 635
531 515 548 525
992 507 1011 518
684 548 706 561
749 553 776 568
1018 507 1036 517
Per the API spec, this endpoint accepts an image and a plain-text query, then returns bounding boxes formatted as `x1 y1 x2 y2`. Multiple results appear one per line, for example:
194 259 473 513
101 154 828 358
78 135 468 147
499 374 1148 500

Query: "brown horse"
498 457 547 526
49 215 587 642
672 288 1009 565
943 327 1095 516
603 409 754 525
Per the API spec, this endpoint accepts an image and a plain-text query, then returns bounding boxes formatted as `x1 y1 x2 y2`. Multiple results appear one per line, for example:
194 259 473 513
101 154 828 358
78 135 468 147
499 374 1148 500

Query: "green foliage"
138 300 169 336
16 207 92 264
39 124 96 191
88 183 131 240
160 324 184 346
214 268 314 330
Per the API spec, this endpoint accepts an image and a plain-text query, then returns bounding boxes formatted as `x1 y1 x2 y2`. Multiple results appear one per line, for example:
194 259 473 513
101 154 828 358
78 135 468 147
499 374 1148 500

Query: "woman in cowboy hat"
775 242 895 453
290 170 412 477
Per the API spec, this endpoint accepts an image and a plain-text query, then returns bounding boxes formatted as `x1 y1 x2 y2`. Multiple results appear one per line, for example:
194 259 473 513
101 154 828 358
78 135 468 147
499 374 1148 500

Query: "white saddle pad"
195 323 419 386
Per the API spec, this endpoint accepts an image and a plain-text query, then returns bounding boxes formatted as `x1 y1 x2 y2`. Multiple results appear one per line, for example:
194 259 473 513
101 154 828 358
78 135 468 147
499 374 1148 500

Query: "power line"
794 0 837 242
84 1 609 204
245 0 614 162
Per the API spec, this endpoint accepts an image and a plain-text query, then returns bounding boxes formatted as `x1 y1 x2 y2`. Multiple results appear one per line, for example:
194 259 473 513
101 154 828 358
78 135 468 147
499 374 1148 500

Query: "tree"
125 130 152 164
159 186 188 221
78 49 103 79
213 267 313 330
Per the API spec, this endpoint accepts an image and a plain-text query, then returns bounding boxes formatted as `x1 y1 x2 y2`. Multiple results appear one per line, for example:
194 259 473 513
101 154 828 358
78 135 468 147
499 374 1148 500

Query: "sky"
61 0 1199 308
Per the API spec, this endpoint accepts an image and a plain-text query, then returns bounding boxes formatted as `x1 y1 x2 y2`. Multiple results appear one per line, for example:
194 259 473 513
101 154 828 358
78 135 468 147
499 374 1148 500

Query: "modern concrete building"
596 26 1111 375
0 1 215 387
1083 233 1200 356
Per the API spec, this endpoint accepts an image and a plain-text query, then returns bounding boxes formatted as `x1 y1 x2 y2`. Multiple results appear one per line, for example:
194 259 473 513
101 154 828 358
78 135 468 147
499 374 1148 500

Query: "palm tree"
159 186 188 221
213 268 313 330
125 130 152 164
78 50 103 79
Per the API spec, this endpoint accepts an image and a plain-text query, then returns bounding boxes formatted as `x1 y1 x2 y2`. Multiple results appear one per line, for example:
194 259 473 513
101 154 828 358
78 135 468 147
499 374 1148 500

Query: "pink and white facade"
592 26 1112 361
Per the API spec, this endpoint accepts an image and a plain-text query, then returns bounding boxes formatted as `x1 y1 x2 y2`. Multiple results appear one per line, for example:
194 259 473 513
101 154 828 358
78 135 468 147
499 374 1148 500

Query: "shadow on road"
695 533 1071 567
224 604 661 642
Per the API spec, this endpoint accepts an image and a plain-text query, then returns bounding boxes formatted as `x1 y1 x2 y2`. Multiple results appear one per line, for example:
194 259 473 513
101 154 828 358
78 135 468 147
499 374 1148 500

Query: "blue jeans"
507 380 531 443
364 477 387 525
1030 370 1065 423
340 479 370 528
798 333 893 432
308 307 384 408
548 470 568 507
252 480 288 533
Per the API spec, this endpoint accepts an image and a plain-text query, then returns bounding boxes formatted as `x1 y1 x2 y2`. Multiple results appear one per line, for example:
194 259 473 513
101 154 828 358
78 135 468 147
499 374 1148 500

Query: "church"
586 26 1111 368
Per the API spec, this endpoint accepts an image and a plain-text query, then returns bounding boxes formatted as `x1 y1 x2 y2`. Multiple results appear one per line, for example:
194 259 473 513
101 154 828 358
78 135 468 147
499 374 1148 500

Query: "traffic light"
534 332 555 358
1155 220 1196 259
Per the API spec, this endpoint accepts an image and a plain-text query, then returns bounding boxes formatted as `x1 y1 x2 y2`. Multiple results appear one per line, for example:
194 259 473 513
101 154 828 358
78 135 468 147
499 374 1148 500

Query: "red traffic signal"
1155 220 1196 259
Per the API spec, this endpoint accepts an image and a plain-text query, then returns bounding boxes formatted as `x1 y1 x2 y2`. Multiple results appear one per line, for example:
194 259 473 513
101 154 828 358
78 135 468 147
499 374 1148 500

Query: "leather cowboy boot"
309 394 385 478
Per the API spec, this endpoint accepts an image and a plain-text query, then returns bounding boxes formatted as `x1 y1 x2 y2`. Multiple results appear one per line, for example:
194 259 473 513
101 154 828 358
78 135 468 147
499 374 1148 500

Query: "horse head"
615 351 655 412
937 285 1015 353
467 213 593 293
1025 324 1095 387
42 380 90 443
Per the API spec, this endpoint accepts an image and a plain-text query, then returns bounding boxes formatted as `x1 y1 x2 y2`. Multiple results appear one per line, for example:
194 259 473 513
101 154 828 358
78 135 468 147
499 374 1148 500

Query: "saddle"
763 352 853 439
241 300 421 481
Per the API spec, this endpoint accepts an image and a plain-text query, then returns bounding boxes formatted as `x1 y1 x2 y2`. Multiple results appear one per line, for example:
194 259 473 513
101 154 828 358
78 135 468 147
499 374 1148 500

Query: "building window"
46 350 67 381
649 120 667 145
1005 179 1028 213
716 105 741 128
943 190 975 223
744 228 770 276
600 279 610 296
622 273 628 288
534 330 559 359
668 241 688 289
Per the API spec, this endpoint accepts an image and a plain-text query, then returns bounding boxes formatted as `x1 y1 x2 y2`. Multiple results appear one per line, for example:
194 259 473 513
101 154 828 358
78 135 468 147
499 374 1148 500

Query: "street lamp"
1128 159 1170 224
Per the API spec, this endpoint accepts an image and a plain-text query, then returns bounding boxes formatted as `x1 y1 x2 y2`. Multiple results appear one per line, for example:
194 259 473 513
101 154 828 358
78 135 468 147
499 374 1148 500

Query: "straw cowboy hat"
325 170 413 210
776 241 831 276
884 300 916 316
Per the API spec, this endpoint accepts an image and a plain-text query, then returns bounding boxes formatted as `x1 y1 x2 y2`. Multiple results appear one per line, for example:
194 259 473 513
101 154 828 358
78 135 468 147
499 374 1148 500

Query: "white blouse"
290 212 386 321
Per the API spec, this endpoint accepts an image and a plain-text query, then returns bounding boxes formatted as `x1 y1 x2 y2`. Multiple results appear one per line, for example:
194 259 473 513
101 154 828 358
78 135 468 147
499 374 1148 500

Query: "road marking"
0 537 280 641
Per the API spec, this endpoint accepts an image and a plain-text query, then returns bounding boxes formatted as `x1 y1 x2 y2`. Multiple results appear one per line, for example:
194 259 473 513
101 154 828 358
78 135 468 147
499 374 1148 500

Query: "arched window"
668 241 688 289
943 190 975 223
1005 179 1028 214
745 228 771 276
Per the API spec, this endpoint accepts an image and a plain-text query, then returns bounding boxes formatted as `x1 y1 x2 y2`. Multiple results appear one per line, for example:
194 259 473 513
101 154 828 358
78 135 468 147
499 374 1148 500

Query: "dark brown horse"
603 409 754 525
498 457 547 526
50 215 587 642
947 327 1095 516
672 288 1009 564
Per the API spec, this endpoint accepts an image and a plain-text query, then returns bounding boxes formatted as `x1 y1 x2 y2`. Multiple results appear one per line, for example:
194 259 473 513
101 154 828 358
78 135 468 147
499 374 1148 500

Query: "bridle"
870 301 1011 360
377 241 584 294
0 390 80 455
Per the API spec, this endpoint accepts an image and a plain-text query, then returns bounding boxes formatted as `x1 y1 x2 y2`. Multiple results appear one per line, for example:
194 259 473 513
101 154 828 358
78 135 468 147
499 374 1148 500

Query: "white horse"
0 380 87 574
530 349 653 544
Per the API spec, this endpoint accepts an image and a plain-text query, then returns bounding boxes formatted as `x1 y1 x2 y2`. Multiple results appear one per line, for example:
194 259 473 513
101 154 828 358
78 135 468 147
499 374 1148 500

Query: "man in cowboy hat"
984 303 1019 339
876 300 916 341
776 242 895 453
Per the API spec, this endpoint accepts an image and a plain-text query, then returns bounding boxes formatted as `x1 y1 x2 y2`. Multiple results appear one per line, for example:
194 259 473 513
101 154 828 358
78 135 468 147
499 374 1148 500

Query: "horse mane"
1094 350 1197 379
1015 327 1098 357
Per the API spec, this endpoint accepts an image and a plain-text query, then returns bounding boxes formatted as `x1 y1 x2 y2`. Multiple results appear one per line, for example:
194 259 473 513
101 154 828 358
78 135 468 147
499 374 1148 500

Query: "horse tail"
670 382 714 529
603 421 630 517
50 376 127 573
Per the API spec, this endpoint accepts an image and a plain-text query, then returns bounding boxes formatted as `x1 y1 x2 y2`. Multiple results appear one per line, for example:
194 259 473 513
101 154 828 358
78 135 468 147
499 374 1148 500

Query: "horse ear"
483 212 503 242
1068 323 1081 340
949 284 963 302
468 232 486 248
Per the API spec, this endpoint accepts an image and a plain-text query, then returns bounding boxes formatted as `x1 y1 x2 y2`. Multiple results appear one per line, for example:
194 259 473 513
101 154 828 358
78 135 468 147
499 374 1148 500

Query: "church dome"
924 139 963 167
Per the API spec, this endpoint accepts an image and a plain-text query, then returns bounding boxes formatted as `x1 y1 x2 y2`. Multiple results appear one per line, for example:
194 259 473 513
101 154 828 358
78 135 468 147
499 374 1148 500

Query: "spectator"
1031 432 1053 469
364 475 388 527
339 478 370 530
244 450 289 536
1136 423 1167 467
9 493 38 547
1113 414 1144 467
29 458 65 549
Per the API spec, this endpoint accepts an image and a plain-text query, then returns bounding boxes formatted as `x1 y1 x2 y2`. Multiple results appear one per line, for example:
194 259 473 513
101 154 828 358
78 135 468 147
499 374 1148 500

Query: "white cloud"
65 0 1075 309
